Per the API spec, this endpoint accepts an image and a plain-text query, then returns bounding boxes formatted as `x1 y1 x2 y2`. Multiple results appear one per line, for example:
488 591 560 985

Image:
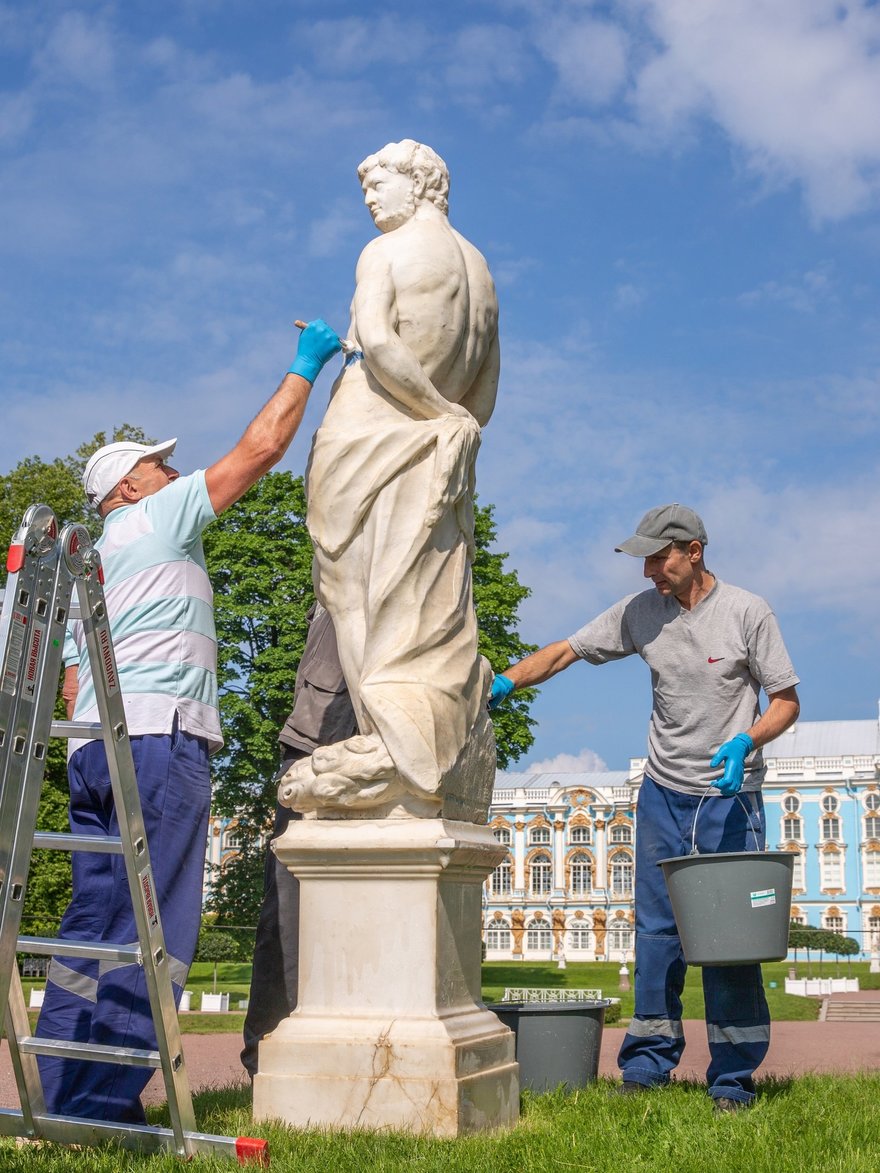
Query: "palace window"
791 851 805 890
486 920 511 950
493 826 511 845
490 858 512 896
610 855 634 898
526 920 552 951
529 825 551 845
821 794 839 814
569 853 592 897
608 926 634 953
864 851 880 888
782 794 800 814
782 815 802 841
224 831 241 851
865 815 880 841
529 854 552 896
821 816 841 841
865 793 880 813
610 824 632 844
569 926 592 951
824 914 845 934
570 825 591 845
821 851 843 889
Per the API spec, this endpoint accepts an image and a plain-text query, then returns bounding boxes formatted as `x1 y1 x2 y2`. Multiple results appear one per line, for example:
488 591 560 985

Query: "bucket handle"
689 791 762 856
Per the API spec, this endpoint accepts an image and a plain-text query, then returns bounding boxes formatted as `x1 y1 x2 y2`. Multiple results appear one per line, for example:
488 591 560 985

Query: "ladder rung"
67 602 83 620
17 1037 164 1068
16 937 142 965
33 832 124 854
50 720 103 740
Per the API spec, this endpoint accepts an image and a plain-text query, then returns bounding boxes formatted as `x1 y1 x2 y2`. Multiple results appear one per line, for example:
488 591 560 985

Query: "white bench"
502 987 603 1003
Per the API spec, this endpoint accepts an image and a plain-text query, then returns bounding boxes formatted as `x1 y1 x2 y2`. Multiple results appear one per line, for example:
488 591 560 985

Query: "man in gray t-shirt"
490 504 800 1111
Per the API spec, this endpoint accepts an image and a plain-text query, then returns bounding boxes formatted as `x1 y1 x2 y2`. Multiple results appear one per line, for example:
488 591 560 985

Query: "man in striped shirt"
36 319 341 1123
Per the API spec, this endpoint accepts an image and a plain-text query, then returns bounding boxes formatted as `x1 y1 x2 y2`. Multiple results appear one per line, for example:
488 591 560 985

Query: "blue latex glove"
489 673 515 710
289 319 342 383
710 732 754 796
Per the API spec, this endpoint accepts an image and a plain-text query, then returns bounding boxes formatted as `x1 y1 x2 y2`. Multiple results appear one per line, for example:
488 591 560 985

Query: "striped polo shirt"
64 470 223 756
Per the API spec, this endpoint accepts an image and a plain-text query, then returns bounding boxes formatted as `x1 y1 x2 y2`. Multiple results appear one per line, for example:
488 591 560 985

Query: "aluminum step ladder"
0 505 268 1163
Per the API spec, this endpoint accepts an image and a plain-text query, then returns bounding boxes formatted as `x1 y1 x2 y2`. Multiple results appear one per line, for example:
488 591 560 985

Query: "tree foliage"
201 473 315 925
196 928 239 992
788 921 860 956
204 477 537 925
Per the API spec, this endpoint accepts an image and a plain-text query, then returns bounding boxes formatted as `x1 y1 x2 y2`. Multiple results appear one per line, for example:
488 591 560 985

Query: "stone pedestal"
253 818 519 1136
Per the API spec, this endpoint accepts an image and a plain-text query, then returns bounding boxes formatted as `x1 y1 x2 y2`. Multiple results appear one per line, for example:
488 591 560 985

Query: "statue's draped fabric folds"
279 139 501 822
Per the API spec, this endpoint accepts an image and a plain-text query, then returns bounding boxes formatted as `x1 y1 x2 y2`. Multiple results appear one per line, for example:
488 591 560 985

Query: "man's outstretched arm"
490 640 580 706
205 319 341 515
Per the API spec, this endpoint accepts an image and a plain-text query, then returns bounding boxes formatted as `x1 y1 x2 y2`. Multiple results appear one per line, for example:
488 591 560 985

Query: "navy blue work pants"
35 727 211 1123
617 775 770 1103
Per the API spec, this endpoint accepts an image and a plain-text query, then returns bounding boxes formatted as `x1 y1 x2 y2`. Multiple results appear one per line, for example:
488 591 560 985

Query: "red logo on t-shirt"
708 657 725 663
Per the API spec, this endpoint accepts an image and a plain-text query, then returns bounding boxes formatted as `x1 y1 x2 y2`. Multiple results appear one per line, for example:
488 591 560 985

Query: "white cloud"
307 198 364 258
737 264 835 313
613 282 647 311
35 10 117 90
635 0 880 220
530 1 880 221
521 747 610 773
294 15 431 74
538 16 630 106
445 23 531 93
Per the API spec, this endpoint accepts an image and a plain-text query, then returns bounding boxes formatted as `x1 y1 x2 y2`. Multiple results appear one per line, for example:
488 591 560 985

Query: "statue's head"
357 139 449 232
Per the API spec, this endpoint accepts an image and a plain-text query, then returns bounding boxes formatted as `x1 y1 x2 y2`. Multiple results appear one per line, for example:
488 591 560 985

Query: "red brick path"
2 1015 878 1112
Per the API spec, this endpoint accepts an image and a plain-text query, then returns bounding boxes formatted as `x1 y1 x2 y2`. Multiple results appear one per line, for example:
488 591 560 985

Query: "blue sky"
2 0 879 773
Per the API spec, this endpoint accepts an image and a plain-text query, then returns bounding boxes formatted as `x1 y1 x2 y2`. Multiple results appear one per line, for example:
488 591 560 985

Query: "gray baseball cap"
615 504 708 557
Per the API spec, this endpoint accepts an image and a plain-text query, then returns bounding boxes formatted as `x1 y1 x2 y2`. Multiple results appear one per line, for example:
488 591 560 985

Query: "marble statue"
278 140 500 821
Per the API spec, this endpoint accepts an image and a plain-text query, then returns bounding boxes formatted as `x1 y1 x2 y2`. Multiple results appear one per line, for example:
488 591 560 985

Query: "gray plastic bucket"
488 1001 608 1092
659 850 794 965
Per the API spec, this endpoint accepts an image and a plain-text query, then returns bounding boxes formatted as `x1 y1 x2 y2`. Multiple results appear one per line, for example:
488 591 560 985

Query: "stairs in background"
821 998 880 1022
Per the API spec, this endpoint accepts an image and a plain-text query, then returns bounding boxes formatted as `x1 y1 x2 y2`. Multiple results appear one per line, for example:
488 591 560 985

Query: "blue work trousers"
35 726 211 1123
617 775 770 1104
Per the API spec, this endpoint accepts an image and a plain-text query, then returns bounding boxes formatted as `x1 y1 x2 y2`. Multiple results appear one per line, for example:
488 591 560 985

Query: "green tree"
196 928 239 993
202 473 315 926
204 476 536 925
1 425 151 935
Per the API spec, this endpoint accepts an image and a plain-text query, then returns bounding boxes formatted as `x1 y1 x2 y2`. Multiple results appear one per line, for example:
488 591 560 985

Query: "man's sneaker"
713 1096 750 1115
614 1080 651 1096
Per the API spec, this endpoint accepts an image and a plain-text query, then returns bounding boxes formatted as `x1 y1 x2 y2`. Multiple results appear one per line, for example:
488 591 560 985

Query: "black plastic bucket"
488 1000 608 1092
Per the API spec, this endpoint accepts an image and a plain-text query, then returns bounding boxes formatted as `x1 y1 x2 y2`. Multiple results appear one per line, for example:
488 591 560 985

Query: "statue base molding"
252 818 519 1136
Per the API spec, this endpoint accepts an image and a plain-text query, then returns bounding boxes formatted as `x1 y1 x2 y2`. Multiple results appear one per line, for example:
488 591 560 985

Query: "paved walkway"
2 1017 878 1110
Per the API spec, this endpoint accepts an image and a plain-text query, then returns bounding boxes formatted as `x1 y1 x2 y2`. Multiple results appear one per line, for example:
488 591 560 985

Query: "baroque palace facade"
206 714 880 960
483 715 880 963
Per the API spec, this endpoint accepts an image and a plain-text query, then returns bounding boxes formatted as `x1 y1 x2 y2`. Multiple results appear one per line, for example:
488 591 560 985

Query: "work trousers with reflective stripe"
617 775 771 1103
35 727 211 1123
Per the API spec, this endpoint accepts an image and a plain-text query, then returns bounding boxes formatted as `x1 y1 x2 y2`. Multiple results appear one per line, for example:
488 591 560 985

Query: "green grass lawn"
2 1074 879 1171
22 958 879 1033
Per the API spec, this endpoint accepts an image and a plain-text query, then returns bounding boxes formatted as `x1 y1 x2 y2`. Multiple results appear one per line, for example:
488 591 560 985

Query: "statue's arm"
354 243 469 421
458 331 500 427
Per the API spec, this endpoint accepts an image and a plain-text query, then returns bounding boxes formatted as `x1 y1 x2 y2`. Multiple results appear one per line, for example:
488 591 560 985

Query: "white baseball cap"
82 438 178 507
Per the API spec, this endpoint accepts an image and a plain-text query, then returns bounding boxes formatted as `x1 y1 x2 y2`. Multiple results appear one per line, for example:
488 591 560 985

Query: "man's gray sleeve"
568 596 638 665
747 607 800 695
